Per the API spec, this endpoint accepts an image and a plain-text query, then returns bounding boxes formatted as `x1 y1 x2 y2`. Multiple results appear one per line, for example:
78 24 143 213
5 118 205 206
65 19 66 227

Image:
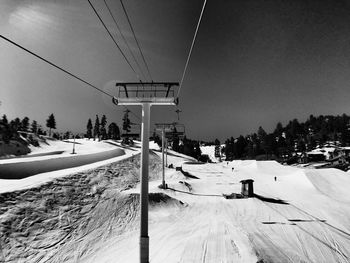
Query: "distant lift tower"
175 108 182 121
113 82 178 263
165 122 186 166
165 122 185 142
155 123 176 189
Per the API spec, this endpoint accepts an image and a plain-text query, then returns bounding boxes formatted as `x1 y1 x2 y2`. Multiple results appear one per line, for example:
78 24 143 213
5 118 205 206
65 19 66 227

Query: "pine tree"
1 115 10 143
115 123 120 140
53 132 60 140
171 127 180 152
274 122 283 136
64 131 70 140
257 126 268 156
214 139 221 158
195 141 202 159
264 134 277 158
86 118 93 139
122 110 131 134
100 115 107 140
108 122 120 140
31 120 38 134
10 118 22 131
122 110 131 144
257 126 267 141
2 115 8 124
152 131 161 147
37 125 44 135
225 138 234 160
93 115 100 141
46 113 56 137
287 118 301 141
21 117 30 131
235 135 247 158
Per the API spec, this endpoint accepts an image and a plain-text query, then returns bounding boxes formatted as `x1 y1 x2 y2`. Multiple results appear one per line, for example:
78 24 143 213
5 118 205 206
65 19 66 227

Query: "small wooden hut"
240 179 254 197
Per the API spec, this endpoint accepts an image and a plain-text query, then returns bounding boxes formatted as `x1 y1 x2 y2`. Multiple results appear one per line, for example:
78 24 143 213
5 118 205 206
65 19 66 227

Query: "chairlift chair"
165 122 186 141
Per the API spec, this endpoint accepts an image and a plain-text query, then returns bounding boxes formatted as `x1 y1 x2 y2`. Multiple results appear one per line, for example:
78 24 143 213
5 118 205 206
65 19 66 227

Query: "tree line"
153 127 202 160
0 111 123 144
0 114 56 143
173 136 201 160
223 114 350 160
86 114 120 140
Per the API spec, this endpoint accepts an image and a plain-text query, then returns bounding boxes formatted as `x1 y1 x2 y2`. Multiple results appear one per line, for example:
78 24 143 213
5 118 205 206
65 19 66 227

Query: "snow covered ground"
0 139 120 164
1 143 350 262
0 139 138 193
200 145 220 162
97 160 349 262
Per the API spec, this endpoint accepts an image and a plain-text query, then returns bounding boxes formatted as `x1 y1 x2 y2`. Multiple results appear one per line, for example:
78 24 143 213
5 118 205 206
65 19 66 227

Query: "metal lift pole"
161 128 166 188
155 123 175 189
165 139 168 167
113 82 178 263
140 103 150 263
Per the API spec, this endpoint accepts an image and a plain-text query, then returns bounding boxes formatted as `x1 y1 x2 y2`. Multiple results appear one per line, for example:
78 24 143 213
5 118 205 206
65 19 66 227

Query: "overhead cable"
0 34 141 120
0 34 113 98
120 0 153 81
177 0 208 98
87 0 141 81
103 0 147 81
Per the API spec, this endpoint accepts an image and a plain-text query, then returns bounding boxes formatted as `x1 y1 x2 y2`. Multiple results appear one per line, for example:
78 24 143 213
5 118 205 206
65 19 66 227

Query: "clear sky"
1 0 350 142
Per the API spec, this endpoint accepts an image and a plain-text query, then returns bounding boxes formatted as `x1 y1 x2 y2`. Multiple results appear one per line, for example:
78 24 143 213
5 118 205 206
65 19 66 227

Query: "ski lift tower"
165 122 186 142
113 82 178 263
155 123 176 189
165 122 186 166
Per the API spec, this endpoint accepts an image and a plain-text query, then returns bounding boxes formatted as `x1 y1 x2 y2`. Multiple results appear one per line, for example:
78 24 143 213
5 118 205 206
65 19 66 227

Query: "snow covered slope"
200 145 220 162
0 139 137 192
69 160 350 262
1 149 350 262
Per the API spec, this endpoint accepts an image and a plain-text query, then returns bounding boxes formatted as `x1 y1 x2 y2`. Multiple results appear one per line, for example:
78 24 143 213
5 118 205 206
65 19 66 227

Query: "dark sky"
1 0 350 141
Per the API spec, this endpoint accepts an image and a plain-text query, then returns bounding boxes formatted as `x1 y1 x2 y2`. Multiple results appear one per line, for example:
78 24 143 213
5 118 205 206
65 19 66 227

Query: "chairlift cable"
87 0 141 120
0 34 141 121
103 0 147 81
177 0 208 98
120 0 153 81
123 106 141 121
0 35 112 98
87 0 141 81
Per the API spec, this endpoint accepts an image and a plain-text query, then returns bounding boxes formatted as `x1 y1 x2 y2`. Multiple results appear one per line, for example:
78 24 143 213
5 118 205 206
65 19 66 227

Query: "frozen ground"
0 152 161 262
0 139 122 164
0 139 139 192
200 145 220 163
1 146 350 262
100 160 349 263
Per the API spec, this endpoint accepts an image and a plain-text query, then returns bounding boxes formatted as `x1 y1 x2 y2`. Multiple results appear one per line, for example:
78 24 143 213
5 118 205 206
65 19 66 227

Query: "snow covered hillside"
98 160 350 262
1 145 349 262
0 139 137 192
200 145 221 162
